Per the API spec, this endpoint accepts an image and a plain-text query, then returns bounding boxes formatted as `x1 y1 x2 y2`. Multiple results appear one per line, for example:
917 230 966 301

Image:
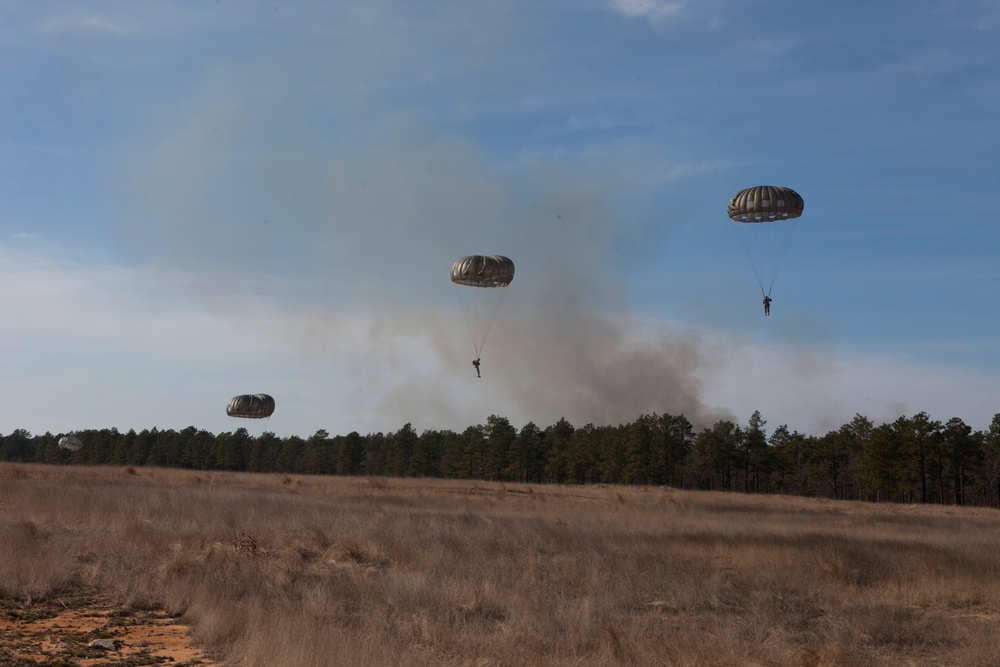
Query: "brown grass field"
3 462 1000 666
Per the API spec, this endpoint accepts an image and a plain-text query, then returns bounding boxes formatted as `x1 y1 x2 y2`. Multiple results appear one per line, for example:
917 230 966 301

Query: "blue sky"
2 0 999 438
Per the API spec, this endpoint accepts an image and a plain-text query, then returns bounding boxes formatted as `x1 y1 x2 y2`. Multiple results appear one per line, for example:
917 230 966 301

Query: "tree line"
4 410 1000 507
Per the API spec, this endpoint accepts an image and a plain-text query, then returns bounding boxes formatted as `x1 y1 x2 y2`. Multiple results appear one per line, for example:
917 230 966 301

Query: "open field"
3 463 1000 666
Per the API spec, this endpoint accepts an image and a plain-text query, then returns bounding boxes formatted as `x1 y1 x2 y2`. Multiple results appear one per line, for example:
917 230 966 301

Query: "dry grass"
3 463 1000 666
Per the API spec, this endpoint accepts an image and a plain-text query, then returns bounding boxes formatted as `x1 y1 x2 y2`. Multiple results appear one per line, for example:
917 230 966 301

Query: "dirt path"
0 588 220 666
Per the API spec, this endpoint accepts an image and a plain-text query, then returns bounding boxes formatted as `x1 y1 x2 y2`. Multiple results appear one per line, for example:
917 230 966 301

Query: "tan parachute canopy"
58 435 83 451
226 394 275 419
726 185 805 297
727 185 804 223
451 255 515 287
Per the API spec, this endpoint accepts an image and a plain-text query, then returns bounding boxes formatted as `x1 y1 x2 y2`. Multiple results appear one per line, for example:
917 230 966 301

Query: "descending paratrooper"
727 185 805 315
451 255 515 378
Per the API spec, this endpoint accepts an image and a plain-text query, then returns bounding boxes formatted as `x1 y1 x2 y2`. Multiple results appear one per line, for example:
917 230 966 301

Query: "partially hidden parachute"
58 435 83 451
226 394 275 419
451 255 515 358
727 185 804 297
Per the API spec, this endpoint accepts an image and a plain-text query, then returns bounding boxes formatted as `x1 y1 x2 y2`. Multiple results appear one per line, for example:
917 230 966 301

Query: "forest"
4 410 1000 508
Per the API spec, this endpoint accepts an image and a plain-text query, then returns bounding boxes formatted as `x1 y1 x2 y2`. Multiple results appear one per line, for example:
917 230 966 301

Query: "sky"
2 0 999 439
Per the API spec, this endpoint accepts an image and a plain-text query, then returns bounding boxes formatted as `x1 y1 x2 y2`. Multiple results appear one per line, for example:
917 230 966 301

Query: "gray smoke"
115 53 731 435
330 300 730 434
313 162 731 432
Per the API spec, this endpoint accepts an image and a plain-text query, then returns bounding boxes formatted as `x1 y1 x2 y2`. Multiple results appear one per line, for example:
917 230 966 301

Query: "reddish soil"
0 588 219 666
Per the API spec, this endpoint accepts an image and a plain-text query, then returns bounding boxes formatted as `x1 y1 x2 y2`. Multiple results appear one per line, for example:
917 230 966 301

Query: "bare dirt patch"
0 586 219 667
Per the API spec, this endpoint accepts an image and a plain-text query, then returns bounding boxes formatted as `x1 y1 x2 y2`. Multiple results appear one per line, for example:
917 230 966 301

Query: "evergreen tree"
411 429 445 477
687 421 741 491
484 415 516 481
336 431 365 476
508 422 544 483
568 424 605 484
303 430 334 475
39 434 62 465
363 432 388 476
386 424 418 477
216 429 250 471
543 418 574 483
906 412 942 503
441 428 475 479
276 435 305 473
855 421 913 501
741 411 768 493
249 432 282 472
941 417 978 505
0 429 34 462
112 430 136 466
981 414 1000 508
654 413 693 487
621 416 653 485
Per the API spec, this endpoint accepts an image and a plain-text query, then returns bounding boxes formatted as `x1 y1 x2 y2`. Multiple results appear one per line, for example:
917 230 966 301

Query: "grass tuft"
4 463 1000 665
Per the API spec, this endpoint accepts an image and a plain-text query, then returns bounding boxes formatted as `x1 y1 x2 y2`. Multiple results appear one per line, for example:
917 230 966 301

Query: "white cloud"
40 12 132 36
611 0 683 24
700 334 1000 435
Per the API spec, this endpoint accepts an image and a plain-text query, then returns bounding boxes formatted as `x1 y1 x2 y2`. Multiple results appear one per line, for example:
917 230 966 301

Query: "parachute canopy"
226 394 275 419
58 435 83 451
726 186 805 297
451 255 515 287
727 185 804 222
451 255 514 358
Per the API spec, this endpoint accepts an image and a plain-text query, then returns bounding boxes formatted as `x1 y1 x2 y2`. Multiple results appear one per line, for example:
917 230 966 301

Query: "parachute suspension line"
455 284 481 355
734 217 798 298
475 285 507 357
735 223 767 296
453 283 507 358
763 217 798 297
